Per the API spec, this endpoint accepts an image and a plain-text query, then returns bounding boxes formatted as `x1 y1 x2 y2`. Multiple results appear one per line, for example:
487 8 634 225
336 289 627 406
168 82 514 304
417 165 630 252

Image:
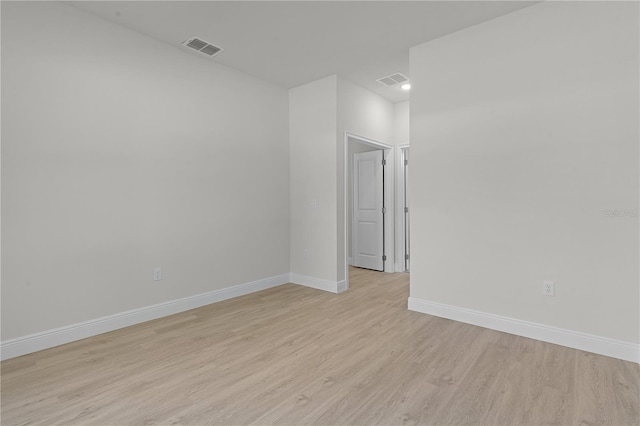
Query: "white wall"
337 79 396 145
337 78 394 282
289 76 338 283
410 1 639 347
394 101 410 146
1 2 290 340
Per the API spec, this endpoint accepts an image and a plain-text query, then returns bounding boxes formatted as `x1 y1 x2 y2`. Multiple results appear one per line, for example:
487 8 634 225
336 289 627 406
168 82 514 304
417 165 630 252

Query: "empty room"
1 1 639 425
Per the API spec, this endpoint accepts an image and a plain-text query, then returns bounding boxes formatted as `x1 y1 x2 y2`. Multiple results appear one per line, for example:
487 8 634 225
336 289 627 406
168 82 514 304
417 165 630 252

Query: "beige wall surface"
410 1 639 343
1 2 290 339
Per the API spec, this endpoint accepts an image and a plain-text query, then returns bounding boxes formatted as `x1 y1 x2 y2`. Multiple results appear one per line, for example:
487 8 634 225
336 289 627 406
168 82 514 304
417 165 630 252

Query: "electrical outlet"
153 267 162 281
303 249 310 259
543 280 554 296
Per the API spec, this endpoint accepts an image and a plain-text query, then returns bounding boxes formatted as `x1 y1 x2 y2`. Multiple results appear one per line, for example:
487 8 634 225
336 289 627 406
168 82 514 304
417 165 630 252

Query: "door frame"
396 145 410 272
343 132 394 291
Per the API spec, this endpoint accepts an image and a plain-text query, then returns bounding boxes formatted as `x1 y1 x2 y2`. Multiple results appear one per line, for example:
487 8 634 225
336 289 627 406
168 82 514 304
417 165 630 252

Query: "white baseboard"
408 297 640 364
1 274 290 361
290 273 344 293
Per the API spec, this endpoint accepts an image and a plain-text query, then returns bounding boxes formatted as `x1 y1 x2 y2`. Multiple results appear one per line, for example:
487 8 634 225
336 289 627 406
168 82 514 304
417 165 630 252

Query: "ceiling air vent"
377 72 409 87
182 37 223 58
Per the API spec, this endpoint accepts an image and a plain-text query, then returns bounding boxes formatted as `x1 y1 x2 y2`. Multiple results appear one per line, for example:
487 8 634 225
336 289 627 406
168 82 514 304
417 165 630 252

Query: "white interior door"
352 150 384 271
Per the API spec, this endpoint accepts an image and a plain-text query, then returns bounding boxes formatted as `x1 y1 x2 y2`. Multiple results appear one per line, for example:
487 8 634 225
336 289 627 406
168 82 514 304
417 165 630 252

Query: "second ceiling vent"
377 73 409 87
183 37 223 58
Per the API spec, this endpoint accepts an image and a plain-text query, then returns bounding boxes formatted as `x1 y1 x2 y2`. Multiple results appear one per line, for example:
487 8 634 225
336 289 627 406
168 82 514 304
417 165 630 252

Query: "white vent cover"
377 73 409 87
182 37 223 57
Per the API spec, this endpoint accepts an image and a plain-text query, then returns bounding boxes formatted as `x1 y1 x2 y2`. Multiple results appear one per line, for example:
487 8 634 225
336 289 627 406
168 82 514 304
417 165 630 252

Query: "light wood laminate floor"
2 267 639 425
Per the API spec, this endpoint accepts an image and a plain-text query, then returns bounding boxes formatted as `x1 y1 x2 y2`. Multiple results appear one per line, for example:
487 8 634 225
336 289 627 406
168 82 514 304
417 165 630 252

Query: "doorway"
344 133 393 288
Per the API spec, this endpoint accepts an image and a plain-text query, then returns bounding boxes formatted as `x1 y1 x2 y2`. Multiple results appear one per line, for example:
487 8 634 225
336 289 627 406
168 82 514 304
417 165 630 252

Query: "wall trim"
408 297 640 364
1 274 290 361
290 273 344 293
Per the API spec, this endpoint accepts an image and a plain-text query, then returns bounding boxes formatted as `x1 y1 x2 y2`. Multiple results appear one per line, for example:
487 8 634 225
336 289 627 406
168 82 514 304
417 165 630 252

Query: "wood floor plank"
1 267 638 425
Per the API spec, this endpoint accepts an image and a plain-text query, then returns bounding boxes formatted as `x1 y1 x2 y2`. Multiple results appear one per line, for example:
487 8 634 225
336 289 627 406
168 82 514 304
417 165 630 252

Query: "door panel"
352 150 384 271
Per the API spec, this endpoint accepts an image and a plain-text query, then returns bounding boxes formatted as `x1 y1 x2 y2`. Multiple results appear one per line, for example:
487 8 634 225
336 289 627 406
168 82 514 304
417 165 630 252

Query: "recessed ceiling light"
401 83 411 91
